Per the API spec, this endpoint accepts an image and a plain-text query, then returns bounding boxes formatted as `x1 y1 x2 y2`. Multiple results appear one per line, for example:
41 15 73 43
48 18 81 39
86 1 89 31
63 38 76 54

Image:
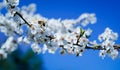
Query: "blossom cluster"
99 28 119 59
0 0 119 59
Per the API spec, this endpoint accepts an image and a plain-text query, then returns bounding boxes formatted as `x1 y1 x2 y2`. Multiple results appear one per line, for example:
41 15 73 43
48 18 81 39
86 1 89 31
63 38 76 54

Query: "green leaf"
80 28 85 37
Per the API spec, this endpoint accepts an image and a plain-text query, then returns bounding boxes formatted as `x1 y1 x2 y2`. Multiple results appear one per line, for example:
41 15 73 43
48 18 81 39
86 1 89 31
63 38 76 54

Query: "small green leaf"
80 28 85 37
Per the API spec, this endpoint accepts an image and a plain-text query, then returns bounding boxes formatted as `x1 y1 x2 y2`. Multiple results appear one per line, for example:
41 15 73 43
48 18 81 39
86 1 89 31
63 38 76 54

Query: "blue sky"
1 0 120 70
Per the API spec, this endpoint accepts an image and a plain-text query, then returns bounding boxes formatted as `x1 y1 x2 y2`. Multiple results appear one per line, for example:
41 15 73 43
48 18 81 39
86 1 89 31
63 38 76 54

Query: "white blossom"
17 36 23 43
42 44 48 54
79 37 89 47
1 37 17 53
77 13 97 26
99 50 106 59
84 28 92 37
99 28 119 59
23 37 30 44
0 49 7 59
31 43 41 54
98 27 118 41
0 0 119 60
6 0 19 6
108 49 118 59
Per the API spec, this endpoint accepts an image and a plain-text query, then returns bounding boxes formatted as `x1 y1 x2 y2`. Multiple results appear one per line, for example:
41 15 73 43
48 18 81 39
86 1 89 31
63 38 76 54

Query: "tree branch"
14 12 31 27
86 45 120 50
13 11 120 52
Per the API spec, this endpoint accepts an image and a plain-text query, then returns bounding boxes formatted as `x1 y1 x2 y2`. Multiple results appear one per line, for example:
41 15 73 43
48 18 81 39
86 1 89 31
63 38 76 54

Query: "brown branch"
66 43 120 51
76 28 85 44
13 11 120 52
14 12 31 27
85 45 120 50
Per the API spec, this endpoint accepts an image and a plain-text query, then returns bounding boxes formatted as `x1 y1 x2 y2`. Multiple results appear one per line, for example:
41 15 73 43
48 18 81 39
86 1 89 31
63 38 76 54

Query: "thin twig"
14 12 31 27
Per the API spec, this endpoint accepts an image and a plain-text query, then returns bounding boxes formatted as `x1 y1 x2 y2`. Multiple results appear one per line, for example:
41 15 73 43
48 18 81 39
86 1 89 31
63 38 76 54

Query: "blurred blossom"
31 43 41 54
1 37 17 53
0 49 7 59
